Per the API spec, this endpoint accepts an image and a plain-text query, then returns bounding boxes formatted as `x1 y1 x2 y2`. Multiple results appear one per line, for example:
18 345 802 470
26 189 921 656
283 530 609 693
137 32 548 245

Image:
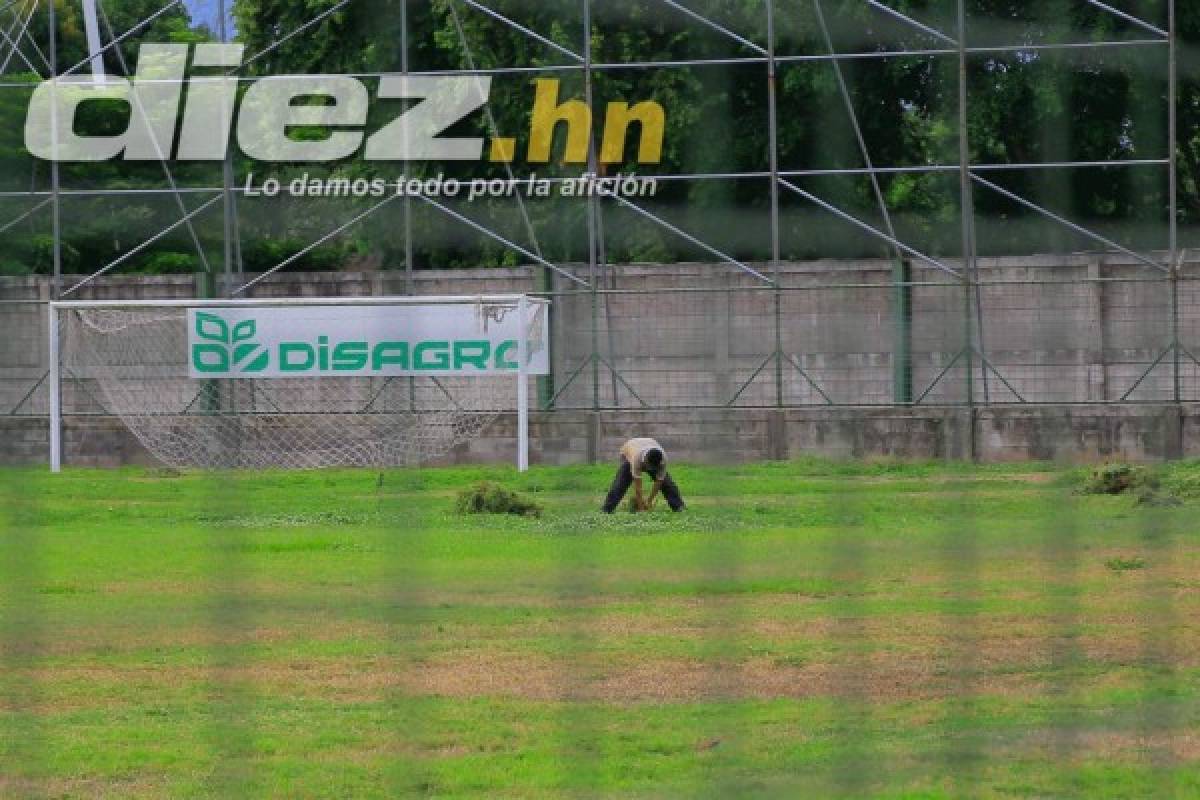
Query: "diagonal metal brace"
64 194 223 297
783 353 836 405
778 178 961 278
600 190 774 284
866 0 957 45
728 353 775 406
419 195 589 287
456 0 584 63
7 369 48 415
913 348 966 406
977 353 1027 404
971 174 1168 273
1084 0 1167 38
1119 345 1173 402
545 355 594 410
596 355 649 408
654 0 767 55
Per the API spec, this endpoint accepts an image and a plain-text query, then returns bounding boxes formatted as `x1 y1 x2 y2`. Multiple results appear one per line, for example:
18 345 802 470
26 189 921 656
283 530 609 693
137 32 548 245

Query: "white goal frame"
48 294 548 473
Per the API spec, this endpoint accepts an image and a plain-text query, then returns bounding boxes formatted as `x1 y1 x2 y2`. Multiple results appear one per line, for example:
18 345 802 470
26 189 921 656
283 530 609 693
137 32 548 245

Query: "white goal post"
47 295 550 473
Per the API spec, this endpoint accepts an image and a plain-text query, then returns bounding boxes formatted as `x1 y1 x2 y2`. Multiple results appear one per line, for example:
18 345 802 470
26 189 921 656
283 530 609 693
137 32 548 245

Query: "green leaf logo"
192 343 229 373
195 313 229 344
233 343 257 363
194 315 268 374
232 320 268 372
232 320 256 343
233 342 269 373
243 351 269 372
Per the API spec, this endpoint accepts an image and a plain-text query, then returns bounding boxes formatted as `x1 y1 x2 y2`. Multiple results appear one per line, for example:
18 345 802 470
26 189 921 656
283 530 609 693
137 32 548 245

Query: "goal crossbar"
50 295 549 310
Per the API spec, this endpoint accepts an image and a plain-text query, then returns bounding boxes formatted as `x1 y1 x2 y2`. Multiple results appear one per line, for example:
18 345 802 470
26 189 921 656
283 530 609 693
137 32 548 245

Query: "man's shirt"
620 437 665 478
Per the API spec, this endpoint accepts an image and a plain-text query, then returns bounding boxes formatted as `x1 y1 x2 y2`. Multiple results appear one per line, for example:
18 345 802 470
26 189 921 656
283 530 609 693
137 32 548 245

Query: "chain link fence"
5 257 1200 428
543 265 1198 411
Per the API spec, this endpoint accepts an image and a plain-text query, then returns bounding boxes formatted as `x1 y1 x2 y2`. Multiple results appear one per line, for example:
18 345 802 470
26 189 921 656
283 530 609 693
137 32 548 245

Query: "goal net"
51 296 549 470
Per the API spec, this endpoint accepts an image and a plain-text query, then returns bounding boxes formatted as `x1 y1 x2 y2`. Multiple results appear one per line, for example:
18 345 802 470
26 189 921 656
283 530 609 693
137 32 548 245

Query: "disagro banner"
188 303 549 379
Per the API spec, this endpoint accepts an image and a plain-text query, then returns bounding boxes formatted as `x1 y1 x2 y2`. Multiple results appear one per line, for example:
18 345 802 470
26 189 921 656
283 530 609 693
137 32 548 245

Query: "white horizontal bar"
51 295 551 310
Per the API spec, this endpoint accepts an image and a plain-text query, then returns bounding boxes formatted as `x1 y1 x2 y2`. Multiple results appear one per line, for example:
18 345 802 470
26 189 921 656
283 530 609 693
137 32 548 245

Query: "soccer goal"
47 295 549 472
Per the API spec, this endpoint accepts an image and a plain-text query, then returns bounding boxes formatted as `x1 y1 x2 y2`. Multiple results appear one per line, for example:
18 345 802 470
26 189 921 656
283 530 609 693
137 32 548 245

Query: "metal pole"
219 0 234 298
402 0 416 412
48 0 60 300
956 0 976 425
80 0 105 81
48 303 61 473
401 0 414 296
767 0 783 408
48 0 63 471
584 0 600 411
517 296 530 471
894 259 913 404
601 208 619 406
1168 0 1180 403
216 0 234 419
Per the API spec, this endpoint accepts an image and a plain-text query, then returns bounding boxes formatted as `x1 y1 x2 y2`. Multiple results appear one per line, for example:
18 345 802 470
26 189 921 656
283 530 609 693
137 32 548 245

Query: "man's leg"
602 459 634 513
661 471 686 512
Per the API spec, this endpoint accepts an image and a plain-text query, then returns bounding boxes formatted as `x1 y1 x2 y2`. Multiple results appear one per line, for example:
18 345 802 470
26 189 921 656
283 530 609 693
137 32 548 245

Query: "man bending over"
602 436 686 513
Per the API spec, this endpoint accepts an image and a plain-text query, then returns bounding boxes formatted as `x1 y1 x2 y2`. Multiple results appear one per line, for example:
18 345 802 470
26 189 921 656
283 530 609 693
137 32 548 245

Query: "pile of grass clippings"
456 481 544 518
1078 464 1159 496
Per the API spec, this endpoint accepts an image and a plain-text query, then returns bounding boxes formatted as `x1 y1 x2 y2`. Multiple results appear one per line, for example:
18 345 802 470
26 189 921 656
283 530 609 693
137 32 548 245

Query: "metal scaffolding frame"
0 0 1183 415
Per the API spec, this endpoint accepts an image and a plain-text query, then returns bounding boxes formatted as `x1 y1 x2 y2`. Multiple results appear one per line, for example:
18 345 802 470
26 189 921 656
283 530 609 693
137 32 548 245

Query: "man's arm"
646 478 664 509
633 476 646 510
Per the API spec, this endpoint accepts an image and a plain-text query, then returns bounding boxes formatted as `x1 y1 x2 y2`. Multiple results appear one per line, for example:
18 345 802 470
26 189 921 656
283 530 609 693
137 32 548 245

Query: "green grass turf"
1 459 1197 798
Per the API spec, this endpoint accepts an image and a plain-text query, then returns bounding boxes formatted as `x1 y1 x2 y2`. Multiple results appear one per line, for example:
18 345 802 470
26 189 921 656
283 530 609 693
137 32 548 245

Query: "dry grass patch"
1014 728 1200 764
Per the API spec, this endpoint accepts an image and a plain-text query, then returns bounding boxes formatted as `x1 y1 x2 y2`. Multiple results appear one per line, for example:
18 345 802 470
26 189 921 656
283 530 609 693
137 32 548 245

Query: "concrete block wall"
0 298 48 416
539 256 1193 409
976 405 1180 462
7 405 1200 469
1 417 51 465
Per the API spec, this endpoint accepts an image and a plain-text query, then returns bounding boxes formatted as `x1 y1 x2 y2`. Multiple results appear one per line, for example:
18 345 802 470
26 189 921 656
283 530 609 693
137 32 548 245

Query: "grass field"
1 459 1197 798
